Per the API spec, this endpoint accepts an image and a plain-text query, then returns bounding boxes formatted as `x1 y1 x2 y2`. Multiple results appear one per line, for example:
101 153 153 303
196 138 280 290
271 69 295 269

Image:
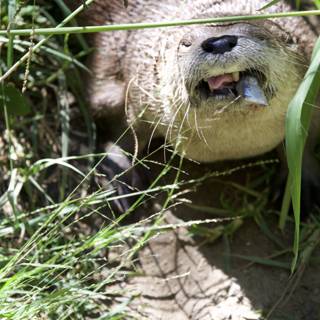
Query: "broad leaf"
285 36 320 272
0 84 31 116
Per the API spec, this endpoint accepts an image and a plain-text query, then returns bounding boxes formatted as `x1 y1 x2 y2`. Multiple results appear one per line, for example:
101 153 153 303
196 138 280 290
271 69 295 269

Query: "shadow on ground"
106 150 320 320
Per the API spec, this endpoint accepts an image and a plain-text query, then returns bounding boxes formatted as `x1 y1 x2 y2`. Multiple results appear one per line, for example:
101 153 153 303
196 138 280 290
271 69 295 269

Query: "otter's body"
76 0 317 163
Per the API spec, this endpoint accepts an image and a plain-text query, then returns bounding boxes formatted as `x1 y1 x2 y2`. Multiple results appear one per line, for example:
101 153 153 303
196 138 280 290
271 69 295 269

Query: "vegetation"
0 0 319 318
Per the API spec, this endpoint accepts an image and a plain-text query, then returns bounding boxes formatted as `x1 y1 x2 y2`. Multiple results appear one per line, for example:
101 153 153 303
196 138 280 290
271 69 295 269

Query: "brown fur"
70 0 318 162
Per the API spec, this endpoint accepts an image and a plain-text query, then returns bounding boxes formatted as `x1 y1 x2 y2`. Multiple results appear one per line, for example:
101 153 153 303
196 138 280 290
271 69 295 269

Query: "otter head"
137 19 306 162
123 3 313 162
175 22 303 112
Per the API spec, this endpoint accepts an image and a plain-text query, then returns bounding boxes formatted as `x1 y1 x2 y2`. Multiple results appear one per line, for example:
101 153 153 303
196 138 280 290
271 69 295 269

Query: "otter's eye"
181 39 192 47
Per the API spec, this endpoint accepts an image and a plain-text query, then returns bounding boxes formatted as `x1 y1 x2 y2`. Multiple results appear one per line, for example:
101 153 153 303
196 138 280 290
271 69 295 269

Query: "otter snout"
201 35 238 54
174 22 306 112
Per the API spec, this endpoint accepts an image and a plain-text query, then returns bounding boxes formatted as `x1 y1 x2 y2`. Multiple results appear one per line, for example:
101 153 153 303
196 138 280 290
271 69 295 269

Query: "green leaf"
0 84 31 116
285 36 320 272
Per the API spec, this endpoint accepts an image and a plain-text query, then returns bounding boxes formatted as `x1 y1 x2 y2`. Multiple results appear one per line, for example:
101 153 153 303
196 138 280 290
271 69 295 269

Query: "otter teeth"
232 72 240 82
202 72 268 107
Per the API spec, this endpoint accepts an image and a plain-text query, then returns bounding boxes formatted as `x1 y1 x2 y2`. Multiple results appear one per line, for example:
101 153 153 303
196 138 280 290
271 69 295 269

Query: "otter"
70 0 320 212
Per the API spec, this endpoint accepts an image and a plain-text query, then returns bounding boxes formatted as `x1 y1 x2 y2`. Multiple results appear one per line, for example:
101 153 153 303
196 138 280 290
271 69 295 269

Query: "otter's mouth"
196 69 268 106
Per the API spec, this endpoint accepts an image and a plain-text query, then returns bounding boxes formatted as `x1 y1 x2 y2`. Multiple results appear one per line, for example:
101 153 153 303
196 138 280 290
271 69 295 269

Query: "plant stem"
0 10 319 37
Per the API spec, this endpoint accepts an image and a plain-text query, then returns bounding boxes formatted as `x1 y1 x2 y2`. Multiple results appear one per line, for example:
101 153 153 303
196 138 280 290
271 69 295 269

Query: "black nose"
201 35 238 54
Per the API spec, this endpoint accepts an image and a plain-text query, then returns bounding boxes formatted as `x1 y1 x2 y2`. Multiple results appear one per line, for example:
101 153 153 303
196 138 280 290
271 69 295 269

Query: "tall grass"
0 0 319 318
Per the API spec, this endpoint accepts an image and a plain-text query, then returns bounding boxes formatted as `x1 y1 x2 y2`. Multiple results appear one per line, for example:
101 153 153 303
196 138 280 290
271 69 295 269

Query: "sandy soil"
106 152 320 320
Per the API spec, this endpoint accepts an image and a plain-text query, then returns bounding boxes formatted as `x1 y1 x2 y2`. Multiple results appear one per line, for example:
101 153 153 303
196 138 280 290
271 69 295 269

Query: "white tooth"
232 72 240 82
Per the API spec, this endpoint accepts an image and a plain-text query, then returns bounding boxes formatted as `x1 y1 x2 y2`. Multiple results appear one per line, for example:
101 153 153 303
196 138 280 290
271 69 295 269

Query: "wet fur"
71 0 317 163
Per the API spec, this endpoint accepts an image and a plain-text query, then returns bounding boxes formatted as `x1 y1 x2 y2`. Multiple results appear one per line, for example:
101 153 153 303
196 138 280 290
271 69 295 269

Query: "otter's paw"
95 143 148 214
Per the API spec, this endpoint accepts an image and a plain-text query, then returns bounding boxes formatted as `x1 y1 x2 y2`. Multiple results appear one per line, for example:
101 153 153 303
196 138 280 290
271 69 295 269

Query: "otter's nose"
201 35 238 54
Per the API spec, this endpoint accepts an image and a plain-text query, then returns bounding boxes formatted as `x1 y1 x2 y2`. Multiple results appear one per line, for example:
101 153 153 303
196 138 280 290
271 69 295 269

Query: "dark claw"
95 143 149 215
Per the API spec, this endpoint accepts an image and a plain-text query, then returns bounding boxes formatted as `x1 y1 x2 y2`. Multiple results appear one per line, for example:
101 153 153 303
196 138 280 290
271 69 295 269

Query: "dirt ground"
106 151 320 320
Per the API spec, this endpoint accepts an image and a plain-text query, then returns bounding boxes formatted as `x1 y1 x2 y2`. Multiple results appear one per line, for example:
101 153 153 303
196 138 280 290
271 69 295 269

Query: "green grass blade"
259 0 281 11
295 0 301 9
230 254 291 270
7 0 16 68
279 174 292 230
1 10 320 38
54 0 89 51
285 36 320 272
0 0 96 84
